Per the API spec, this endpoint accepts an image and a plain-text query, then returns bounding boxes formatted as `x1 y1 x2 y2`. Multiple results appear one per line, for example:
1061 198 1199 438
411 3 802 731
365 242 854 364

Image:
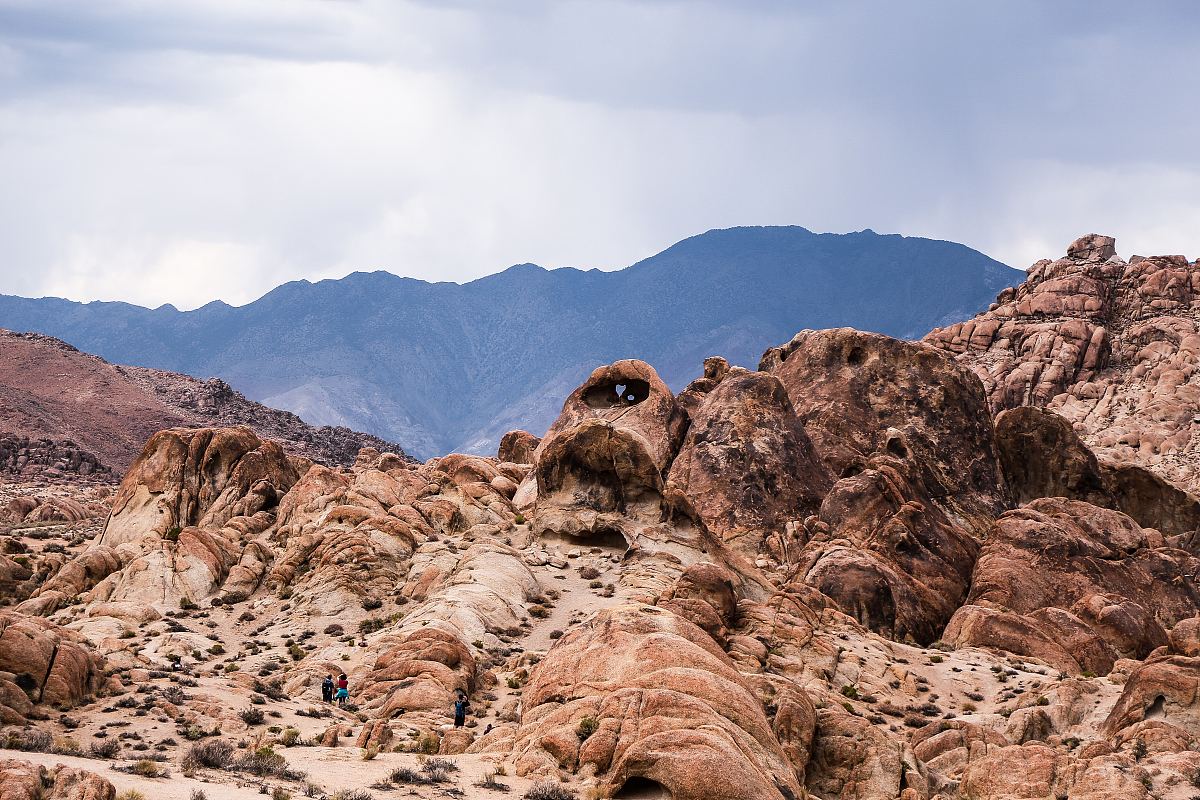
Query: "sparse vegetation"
185 738 234 769
1 728 51 753
240 706 266 725
576 715 599 741
522 781 577 800
90 737 121 758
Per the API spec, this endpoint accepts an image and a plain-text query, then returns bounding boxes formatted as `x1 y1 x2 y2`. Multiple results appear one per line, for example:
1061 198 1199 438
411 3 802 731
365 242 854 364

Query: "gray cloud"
0 0 1197 308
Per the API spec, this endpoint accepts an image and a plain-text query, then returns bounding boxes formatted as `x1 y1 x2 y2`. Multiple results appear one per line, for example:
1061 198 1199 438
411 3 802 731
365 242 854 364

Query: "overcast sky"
1 1 1198 309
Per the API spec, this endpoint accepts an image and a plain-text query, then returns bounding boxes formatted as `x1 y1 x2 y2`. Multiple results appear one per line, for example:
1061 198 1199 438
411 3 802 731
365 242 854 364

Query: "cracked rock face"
926 234 1200 496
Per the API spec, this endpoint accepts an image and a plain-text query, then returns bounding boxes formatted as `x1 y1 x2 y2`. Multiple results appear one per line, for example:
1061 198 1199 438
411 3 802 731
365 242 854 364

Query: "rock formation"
926 234 1200 496
4 243 1200 799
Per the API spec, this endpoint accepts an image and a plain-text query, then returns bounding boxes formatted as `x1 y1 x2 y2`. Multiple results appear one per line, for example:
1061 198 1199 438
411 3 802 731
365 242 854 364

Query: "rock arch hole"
583 378 651 409
886 437 908 458
614 777 671 799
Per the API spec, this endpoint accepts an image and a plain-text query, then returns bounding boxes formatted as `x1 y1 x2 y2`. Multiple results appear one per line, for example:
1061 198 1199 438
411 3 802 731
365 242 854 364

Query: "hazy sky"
1 1 1198 309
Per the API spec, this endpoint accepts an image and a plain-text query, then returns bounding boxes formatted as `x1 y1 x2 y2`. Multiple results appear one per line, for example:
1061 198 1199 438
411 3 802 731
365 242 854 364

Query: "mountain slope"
0 226 1021 456
0 329 406 478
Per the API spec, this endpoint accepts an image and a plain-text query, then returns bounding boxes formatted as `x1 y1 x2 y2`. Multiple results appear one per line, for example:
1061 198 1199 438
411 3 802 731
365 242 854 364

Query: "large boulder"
994 406 1200 535
102 426 304 547
761 329 1003 643
511 604 805 800
762 328 1005 517
0 611 106 722
666 370 832 559
497 430 541 464
0 760 115 800
534 360 686 544
945 498 1200 673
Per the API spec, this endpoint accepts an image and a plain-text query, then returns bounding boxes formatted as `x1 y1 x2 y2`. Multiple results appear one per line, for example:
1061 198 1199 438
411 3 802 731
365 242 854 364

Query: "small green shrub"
575 716 599 741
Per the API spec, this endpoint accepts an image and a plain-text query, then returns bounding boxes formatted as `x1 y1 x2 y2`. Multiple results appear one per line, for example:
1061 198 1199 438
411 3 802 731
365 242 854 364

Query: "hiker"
452 689 470 728
321 674 334 703
336 673 349 707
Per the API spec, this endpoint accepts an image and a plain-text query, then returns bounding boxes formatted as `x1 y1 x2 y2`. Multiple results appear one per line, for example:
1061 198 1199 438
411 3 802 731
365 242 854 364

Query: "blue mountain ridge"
0 226 1022 457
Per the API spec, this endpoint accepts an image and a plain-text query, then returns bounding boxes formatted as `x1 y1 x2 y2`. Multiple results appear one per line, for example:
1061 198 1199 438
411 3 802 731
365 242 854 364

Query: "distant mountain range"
0 226 1022 457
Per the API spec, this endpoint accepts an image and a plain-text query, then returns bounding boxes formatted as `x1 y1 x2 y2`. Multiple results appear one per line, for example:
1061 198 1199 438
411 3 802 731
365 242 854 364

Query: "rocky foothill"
0 329 407 481
1 236 1199 799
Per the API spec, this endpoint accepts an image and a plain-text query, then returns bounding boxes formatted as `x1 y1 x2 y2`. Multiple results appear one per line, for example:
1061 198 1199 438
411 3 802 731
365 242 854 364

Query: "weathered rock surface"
994 406 1200 535
512 603 805 800
497 430 540 464
666 370 831 559
0 760 115 800
534 360 687 545
762 329 1003 643
926 235 1200 496
945 497 1200 674
0 611 106 722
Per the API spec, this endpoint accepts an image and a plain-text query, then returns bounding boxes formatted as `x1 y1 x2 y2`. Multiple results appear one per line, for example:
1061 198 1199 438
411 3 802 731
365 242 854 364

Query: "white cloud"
0 0 1197 309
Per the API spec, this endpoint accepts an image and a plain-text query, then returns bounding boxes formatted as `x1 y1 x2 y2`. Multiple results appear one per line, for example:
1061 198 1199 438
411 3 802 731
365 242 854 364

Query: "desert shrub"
180 724 208 741
185 738 234 768
240 707 266 725
840 685 859 700
476 770 510 791
331 791 373 800
235 745 289 777
90 737 121 758
253 678 287 701
361 596 383 611
418 732 440 754
513 514 525 525
288 644 305 662
323 623 344 636
575 716 599 741
272 789 292 800
116 791 146 800
527 604 550 619
522 781 577 800
161 685 186 705
51 736 83 756
386 766 424 784
578 566 600 580
280 728 301 747
179 596 198 610
190 791 208 800
2 728 52 752
125 759 169 778
358 617 387 634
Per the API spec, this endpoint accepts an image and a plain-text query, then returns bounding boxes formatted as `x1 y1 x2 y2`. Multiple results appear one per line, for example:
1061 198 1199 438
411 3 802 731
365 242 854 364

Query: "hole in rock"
886 437 908 458
847 346 866 365
614 777 671 799
840 463 864 479
544 526 629 551
1146 694 1166 719
583 379 651 409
